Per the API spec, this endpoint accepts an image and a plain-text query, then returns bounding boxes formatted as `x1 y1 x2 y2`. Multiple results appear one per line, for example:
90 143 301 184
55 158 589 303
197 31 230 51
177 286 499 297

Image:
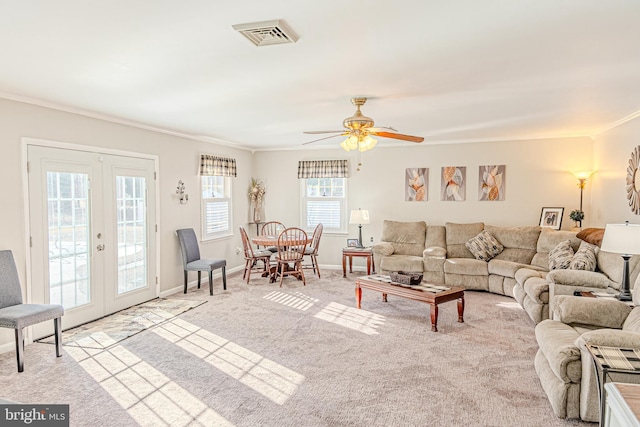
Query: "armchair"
534 293 640 422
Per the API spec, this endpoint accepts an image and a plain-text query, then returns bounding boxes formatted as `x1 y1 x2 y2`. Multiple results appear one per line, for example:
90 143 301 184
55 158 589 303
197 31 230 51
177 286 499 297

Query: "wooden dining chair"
260 221 285 252
275 227 308 287
239 226 273 284
302 223 323 278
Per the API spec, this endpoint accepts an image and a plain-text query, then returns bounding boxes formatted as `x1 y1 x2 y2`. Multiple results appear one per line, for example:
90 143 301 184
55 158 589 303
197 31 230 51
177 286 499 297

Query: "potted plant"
569 209 584 229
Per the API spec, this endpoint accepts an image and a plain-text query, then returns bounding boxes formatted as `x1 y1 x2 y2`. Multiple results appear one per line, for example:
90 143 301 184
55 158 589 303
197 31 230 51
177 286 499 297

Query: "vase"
253 206 261 223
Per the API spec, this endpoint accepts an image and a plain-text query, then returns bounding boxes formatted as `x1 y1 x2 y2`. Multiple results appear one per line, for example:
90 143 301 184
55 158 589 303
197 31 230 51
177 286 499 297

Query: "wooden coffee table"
355 275 464 332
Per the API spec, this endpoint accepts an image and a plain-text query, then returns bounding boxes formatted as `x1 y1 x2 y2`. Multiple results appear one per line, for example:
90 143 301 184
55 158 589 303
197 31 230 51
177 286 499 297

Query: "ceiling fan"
303 97 424 152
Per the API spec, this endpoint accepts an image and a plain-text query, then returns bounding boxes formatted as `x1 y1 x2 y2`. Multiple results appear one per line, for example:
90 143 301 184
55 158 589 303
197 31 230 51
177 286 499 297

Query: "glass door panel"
46 171 91 308
116 175 147 294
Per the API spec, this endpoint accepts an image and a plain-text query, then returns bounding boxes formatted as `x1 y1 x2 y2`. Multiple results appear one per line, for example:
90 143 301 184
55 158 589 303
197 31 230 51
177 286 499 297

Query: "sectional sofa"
372 220 639 324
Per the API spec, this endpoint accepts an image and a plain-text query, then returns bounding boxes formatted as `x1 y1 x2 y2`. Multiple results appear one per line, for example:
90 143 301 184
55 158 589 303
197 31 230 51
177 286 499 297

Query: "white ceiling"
1 1 639 151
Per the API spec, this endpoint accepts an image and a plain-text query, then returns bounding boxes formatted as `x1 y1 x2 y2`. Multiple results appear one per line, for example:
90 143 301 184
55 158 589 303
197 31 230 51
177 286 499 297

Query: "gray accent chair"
0 250 63 372
176 228 227 295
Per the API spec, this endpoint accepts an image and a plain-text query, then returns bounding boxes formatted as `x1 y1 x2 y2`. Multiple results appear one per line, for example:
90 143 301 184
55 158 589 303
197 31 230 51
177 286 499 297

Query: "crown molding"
0 91 253 151
593 107 640 137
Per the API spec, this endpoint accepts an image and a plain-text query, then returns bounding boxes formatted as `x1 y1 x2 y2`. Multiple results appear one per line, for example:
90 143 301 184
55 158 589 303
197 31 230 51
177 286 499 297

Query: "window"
201 176 232 240
301 177 346 233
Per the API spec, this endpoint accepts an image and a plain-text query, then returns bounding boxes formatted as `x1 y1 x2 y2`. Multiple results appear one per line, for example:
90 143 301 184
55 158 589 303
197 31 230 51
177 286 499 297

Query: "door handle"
97 244 105 251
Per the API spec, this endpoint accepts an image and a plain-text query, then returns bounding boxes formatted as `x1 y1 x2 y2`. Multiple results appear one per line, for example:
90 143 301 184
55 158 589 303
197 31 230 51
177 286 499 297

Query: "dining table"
251 234 313 282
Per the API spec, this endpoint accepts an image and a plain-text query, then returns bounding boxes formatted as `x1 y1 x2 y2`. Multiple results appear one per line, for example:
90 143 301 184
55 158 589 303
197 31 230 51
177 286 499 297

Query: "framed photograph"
539 207 564 230
347 239 359 247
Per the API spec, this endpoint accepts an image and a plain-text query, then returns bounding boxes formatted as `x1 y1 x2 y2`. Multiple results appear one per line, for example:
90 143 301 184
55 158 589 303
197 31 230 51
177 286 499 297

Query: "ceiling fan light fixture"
358 135 377 152
340 135 359 152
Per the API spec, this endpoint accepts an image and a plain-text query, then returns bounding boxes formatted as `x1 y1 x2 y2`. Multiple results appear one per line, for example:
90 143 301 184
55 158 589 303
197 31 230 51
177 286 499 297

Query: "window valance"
297 160 349 179
199 155 237 177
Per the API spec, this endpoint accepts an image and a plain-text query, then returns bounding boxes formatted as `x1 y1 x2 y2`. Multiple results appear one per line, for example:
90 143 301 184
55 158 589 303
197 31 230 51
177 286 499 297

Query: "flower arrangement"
569 209 584 222
248 178 265 207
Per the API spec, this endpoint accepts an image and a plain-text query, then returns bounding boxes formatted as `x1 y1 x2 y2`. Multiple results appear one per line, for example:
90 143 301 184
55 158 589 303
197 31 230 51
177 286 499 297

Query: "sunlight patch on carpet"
153 318 305 405
66 345 233 426
39 298 206 350
263 291 319 311
496 302 522 310
314 302 385 335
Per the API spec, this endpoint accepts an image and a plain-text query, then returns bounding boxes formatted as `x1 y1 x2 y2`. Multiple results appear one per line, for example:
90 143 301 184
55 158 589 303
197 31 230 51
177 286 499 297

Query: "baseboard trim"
0 341 14 355
160 265 244 298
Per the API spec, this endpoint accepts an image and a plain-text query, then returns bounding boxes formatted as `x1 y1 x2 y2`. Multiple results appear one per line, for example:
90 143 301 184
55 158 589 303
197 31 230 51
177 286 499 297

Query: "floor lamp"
601 222 640 301
572 171 594 228
349 209 370 248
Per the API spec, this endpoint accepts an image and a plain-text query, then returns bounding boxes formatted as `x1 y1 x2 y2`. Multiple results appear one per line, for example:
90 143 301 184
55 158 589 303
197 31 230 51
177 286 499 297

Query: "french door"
27 145 157 338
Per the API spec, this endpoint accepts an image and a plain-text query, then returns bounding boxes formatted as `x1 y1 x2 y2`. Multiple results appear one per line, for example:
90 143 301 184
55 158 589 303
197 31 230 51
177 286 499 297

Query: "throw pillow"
569 241 598 271
576 228 605 247
549 240 574 270
465 230 504 262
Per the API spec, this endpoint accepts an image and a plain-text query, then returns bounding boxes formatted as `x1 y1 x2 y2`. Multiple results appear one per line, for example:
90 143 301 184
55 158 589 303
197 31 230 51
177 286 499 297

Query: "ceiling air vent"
232 19 299 47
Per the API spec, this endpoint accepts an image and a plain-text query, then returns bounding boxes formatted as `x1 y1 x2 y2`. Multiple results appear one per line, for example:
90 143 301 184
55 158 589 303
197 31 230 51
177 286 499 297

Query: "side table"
342 248 375 278
586 345 640 426
604 383 640 427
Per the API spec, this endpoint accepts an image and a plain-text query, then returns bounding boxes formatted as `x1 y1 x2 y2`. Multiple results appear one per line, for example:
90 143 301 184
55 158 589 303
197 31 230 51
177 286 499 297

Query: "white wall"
0 98 253 347
592 116 640 225
254 137 594 267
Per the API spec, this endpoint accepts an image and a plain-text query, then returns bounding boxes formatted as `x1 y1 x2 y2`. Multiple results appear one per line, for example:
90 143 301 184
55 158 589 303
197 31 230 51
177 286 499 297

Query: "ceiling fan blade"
371 131 424 143
303 130 345 134
302 133 347 145
369 126 398 132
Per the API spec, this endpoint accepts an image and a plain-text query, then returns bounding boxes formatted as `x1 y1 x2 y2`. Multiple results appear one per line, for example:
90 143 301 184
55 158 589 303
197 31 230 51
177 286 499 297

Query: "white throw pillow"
549 240 574 270
569 241 597 271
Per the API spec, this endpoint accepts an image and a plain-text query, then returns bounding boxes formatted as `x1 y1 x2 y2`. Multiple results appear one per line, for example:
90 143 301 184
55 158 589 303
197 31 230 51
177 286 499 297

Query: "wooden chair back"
277 228 307 263
310 223 323 255
261 221 285 236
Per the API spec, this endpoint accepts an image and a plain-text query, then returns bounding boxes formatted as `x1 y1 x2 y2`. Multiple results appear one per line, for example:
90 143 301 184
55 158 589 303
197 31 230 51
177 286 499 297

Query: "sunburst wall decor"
627 145 640 214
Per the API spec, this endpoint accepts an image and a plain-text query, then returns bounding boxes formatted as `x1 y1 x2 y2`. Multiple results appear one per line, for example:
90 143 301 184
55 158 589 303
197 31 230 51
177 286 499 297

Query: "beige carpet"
37 298 206 349
0 270 592 426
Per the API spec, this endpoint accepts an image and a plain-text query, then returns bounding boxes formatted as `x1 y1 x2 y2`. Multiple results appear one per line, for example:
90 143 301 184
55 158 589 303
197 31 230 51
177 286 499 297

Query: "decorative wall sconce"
176 180 189 204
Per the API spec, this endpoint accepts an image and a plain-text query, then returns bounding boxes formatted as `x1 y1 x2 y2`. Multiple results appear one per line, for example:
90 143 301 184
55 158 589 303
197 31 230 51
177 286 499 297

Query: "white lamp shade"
601 223 640 255
349 209 370 225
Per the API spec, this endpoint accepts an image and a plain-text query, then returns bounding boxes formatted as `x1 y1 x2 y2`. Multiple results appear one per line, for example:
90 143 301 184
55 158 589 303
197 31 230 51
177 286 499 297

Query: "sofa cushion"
547 269 616 290
488 259 528 278
465 230 504 261
444 258 488 276
445 222 484 258
552 295 631 328
380 220 427 257
486 225 541 264
623 307 640 333
379 254 424 273
530 229 580 271
569 241 597 271
549 240 574 270
576 228 605 247
597 251 640 286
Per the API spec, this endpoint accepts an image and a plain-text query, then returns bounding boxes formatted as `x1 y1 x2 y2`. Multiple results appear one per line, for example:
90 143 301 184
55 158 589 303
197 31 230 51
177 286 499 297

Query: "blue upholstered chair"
0 250 63 372
176 228 227 295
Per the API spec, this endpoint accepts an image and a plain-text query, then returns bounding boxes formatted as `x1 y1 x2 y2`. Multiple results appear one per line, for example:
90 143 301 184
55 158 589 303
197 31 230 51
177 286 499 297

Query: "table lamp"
600 222 640 301
349 209 370 248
